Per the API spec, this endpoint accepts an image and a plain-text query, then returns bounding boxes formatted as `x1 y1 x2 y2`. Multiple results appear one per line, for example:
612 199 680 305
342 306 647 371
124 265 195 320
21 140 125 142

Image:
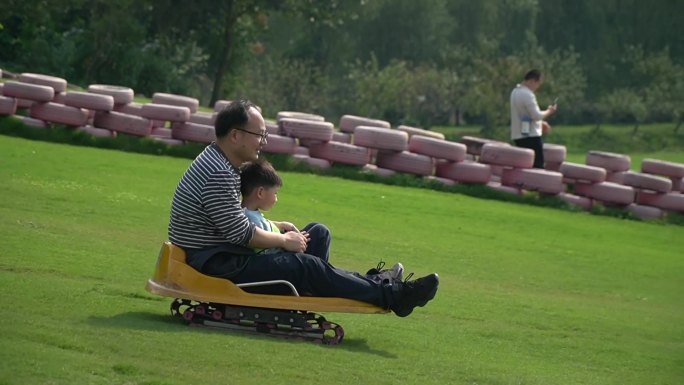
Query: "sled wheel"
212 310 223 321
195 304 206 316
182 310 194 322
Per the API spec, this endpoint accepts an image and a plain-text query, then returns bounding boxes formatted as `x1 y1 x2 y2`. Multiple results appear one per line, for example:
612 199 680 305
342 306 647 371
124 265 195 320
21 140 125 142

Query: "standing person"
510 69 557 168
168 99 438 317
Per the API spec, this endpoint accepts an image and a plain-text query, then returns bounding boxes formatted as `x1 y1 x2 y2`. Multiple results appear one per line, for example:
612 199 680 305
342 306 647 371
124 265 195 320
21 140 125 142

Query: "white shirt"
510 84 545 140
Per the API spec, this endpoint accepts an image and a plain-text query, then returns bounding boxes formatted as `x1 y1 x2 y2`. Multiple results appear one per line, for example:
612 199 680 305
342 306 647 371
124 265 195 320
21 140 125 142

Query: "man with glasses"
168 100 439 317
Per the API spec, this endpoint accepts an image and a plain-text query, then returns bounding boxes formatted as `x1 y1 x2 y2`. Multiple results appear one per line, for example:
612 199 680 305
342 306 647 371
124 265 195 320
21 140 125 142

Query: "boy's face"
256 186 279 211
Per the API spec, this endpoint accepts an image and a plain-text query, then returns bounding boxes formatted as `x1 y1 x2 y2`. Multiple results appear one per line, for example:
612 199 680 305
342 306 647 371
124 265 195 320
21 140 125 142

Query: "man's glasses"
235 128 268 142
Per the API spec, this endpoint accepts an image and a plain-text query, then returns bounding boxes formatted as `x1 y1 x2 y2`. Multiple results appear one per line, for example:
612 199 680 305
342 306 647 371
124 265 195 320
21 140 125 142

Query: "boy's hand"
275 221 299 233
282 231 307 253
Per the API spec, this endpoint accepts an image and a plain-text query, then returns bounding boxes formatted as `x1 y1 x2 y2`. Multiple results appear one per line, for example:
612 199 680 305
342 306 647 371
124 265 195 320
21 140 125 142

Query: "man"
168 100 438 317
510 69 557 168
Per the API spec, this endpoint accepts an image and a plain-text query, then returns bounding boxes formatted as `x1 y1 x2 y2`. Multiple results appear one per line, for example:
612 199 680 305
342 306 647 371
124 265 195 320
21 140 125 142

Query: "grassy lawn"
0 135 682 385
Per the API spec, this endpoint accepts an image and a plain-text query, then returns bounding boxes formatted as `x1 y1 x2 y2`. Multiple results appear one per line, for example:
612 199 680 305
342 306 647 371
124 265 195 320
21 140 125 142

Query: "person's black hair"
524 69 543 81
214 99 259 138
239 159 283 197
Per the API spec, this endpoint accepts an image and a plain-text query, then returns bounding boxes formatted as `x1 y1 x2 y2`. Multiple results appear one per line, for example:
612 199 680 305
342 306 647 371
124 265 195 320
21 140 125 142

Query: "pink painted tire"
408 136 466 162
260 134 296 154
459 136 499 156
397 125 445 140
557 192 593 210
189 111 216 126
113 102 143 116
0 96 17 116
586 151 631 172
559 162 606 183
293 155 331 169
626 204 664 220
424 176 457 186
294 146 309 156
339 115 390 133
501 168 565 194
152 93 199 113
641 159 684 178
636 191 684 212
308 142 370 166
2 81 54 102
279 118 334 141
545 161 562 171
19 73 67 93
152 137 184 146
52 92 66 104
362 164 397 177
543 143 566 163
573 182 635 206
435 161 491 184
353 126 408 151
671 177 683 193
19 116 49 128
213 99 232 112
606 171 626 184
151 127 173 138
622 171 672 193
375 151 434 176
77 125 115 138
265 121 280 135
30 102 89 126
170 122 215 144
277 111 325 122
63 92 114 111
141 103 190 122
332 131 352 144
93 111 152 137
480 143 534 168
486 181 523 196
87 84 134 105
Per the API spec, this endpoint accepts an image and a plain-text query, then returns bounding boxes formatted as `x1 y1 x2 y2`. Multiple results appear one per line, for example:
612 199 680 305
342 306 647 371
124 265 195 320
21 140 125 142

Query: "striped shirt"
168 143 255 249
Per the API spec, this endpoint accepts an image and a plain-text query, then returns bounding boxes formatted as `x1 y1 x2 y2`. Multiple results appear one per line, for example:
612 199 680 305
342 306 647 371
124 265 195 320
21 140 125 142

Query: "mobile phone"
553 97 559 105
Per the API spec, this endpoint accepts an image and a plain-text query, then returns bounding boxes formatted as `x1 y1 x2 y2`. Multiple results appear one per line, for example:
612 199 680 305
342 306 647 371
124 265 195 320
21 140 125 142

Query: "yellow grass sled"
145 242 388 344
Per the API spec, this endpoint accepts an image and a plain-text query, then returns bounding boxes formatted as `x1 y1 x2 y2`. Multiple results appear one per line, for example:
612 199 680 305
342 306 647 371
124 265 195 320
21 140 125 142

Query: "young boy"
239 159 403 282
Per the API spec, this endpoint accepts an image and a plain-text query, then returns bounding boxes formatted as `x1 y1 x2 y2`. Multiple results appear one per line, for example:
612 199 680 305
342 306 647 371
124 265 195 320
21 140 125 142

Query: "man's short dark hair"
239 159 283 197
524 69 543 81
214 99 259 138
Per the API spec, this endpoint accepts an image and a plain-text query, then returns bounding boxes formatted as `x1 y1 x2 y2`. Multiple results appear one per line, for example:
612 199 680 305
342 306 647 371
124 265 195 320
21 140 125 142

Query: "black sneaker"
366 261 404 281
390 273 439 317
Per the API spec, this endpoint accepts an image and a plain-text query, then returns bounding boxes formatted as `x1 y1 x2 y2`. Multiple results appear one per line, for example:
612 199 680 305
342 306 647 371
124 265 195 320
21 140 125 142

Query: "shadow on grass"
89 311 397 358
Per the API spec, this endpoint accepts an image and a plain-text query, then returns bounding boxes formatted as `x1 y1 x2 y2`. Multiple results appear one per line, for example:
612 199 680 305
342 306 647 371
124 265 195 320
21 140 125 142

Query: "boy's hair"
240 159 283 197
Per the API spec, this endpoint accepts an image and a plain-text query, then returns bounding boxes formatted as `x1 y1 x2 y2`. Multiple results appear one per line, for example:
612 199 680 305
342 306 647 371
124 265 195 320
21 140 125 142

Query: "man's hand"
282 231 308 253
542 121 552 134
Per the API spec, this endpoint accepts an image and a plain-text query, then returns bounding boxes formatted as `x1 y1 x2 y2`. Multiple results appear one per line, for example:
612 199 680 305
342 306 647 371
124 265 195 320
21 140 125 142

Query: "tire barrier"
0 96 17 116
486 181 523 196
376 150 434 176
408 135 466 162
18 73 67 93
332 131 352 144
279 118 334 141
94 111 153 137
557 192 593 210
2 81 54 102
260 134 297 155
141 103 191 122
480 143 534 168
20 116 49 128
573 181 635 206
30 102 89 127
424 175 457 186
544 161 562 171
113 102 144 116
397 125 445 140
170 122 215 144
293 154 331 169
152 92 199 113
435 160 491 184
353 126 408 151
641 158 684 179
294 146 310 156
64 92 115 111
151 127 173 138
277 111 325 122
77 125 115 138
213 99 232 112
626 203 664 220
543 143 566 163
636 190 684 212
501 168 564 194
459 136 505 156
361 164 397 177
559 162 606 183
265 120 280 135
339 114 390 133
308 141 371 166
586 150 631 172
88 84 135 105
621 171 672 193
605 171 626 184
189 111 216 126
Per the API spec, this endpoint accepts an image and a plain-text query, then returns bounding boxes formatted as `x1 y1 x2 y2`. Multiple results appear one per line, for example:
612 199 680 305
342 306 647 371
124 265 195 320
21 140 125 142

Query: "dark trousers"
514 136 544 168
301 222 330 262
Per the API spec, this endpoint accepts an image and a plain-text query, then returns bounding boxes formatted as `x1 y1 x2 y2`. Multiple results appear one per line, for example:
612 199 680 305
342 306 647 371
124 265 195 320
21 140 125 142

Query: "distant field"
1 135 682 385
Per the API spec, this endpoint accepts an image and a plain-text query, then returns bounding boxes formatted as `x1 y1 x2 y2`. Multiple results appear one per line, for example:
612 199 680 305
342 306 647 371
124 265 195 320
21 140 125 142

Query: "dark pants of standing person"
514 136 544 168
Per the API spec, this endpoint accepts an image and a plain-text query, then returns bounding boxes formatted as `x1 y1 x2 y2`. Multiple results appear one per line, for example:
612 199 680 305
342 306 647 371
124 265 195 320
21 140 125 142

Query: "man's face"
530 75 545 91
237 107 268 162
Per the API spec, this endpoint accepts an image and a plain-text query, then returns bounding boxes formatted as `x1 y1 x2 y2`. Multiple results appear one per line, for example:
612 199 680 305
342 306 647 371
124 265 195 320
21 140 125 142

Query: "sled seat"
145 242 388 314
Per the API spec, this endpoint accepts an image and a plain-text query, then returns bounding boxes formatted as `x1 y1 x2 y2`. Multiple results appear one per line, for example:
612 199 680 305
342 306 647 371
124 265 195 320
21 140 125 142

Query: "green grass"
1 135 683 385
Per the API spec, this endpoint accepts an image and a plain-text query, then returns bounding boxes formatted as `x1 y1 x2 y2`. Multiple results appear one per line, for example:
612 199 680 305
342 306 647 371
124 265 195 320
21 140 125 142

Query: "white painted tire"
543 143 566 163
30 102 89 126
19 73 67 93
573 182 635 205
408 135 466 162
332 131 352 143
353 126 408 151
559 162 607 183
636 191 684 212
87 84 134 105
152 92 199 113
626 204 664 220
63 92 115 111
486 181 523 196
362 164 397 177
339 115 390 133
425 176 457 186
113 102 144 116
213 99 232 112
435 161 491 184
622 171 672 193
280 118 334 141
557 192 593 210
141 103 190 122
501 168 565 194
0 96 17 116
77 125 115 138
375 151 434 176
293 155 331 169
480 143 534 168
641 159 684 178
277 111 325 122
170 122 215 144
586 151 631 172
308 142 371 166
2 81 54 102
397 125 445 140
93 111 152 137
260 134 296 154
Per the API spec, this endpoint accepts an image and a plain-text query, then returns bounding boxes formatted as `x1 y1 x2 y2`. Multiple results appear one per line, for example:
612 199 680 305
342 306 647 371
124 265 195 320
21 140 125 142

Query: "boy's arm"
249 226 307 252
271 221 299 233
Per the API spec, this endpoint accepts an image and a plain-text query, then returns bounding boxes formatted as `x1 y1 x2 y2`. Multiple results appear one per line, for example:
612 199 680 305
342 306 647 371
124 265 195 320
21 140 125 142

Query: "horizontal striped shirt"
168 143 255 249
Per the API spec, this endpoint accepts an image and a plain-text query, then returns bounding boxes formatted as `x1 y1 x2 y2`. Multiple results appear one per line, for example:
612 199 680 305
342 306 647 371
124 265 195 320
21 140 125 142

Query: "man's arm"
525 92 556 121
249 227 307 252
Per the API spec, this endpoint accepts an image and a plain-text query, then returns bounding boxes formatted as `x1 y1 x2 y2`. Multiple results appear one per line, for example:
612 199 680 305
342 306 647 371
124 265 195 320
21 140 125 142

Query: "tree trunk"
675 118 682 134
210 4 237 107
